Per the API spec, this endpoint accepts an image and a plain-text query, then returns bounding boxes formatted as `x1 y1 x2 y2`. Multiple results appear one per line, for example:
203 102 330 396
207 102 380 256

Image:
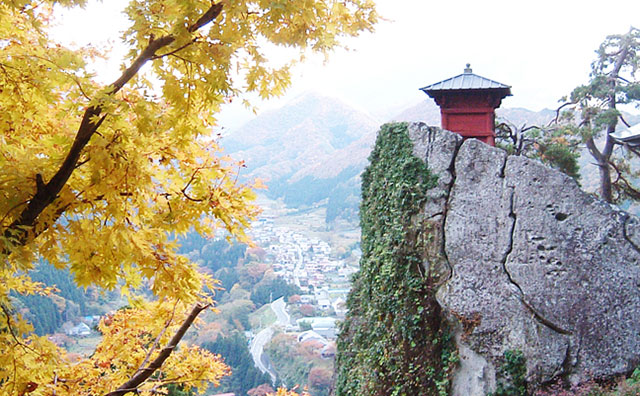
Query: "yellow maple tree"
0 1 377 395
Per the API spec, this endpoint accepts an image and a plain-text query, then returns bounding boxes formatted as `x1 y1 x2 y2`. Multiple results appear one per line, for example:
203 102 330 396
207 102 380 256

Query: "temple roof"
420 64 511 93
612 123 640 146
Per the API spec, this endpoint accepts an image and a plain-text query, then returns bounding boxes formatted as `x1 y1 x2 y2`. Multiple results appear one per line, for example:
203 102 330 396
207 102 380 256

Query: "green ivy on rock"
490 350 527 396
335 123 457 396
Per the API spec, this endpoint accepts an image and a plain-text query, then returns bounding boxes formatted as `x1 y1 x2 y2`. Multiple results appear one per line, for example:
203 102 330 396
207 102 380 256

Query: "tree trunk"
599 159 613 203
585 137 612 203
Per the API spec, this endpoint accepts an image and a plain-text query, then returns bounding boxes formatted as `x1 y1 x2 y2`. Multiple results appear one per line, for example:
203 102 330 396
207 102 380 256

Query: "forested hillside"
222 93 378 222
202 332 272 395
13 263 90 335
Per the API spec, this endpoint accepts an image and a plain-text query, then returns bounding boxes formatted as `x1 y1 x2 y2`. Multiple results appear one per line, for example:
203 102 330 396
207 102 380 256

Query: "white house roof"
297 330 327 344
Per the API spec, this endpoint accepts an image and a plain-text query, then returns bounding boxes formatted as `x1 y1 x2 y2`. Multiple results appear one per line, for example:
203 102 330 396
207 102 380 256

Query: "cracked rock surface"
408 123 640 395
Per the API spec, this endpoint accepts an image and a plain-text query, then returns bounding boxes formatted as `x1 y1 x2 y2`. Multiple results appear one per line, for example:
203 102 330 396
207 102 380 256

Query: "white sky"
52 0 640 127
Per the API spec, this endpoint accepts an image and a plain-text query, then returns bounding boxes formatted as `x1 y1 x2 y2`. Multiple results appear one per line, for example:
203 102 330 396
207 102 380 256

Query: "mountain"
221 92 379 219
223 93 640 223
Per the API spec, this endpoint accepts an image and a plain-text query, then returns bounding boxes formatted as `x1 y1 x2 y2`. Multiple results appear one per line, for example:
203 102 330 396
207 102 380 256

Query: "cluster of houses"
249 213 358 346
250 219 356 321
296 328 337 359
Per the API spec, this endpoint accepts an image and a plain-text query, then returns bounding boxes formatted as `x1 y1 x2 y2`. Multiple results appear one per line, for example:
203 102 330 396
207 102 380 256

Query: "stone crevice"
499 151 509 179
501 186 523 295
541 343 574 386
622 213 640 255
501 185 573 337
426 212 444 220
559 340 574 378
440 137 463 282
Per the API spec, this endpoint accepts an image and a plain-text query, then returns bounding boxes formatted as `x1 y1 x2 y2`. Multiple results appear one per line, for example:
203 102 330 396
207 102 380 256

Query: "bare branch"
617 75 632 84
188 3 224 33
552 101 576 126
585 137 604 163
181 167 207 202
619 113 632 128
608 160 640 201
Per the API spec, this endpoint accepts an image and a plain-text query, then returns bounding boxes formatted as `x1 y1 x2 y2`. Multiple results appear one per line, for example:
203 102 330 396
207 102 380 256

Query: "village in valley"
248 198 360 341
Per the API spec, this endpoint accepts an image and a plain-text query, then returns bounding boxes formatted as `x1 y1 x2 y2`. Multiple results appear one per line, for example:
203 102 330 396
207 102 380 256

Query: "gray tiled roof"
420 65 511 92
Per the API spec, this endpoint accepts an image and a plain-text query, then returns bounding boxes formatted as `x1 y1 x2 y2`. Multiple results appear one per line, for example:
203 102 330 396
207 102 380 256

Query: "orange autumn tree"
0 1 377 395
268 388 310 396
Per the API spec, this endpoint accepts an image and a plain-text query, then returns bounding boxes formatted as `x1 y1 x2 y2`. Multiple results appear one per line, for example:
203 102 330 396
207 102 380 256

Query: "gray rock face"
407 123 640 394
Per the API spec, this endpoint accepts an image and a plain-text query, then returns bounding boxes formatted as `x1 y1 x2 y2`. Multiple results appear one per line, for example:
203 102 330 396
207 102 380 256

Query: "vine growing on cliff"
335 122 457 395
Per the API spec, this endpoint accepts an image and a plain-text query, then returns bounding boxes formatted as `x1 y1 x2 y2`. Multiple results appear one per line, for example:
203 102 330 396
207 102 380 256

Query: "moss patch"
335 123 457 396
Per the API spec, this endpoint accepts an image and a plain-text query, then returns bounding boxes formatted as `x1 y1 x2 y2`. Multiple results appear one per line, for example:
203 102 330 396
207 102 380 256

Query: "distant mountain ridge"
221 92 379 220
391 100 559 127
224 92 379 179
222 92 635 222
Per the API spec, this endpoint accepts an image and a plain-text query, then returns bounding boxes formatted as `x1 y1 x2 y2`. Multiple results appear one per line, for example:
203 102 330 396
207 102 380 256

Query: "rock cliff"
408 123 640 394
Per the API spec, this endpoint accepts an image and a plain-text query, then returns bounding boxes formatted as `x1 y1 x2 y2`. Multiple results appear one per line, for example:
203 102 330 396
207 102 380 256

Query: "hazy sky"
53 0 640 127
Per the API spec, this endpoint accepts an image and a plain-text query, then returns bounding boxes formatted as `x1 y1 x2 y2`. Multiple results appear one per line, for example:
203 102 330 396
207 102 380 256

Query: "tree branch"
151 38 198 60
1 2 224 258
1 303 40 355
585 136 604 164
608 160 640 201
619 113 632 128
134 301 178 377
105 303 210 396
552 101 576 126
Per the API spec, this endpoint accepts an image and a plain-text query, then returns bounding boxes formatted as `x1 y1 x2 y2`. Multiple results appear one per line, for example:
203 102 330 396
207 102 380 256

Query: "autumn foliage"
0 0 376 395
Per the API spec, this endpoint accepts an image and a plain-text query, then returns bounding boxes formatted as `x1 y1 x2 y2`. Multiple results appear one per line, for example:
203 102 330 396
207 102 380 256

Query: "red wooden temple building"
420 64 511 146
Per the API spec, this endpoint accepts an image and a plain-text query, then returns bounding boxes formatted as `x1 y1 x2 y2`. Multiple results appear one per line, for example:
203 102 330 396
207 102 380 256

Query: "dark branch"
151 39 198 60
104 303 210 396
134 301 178 377
585 137 604 164
1 2 224 259
552 101 576 126
608 160 640 201
189 3 224 33
181 167 207 202
1 303 39 355
620 113 632 128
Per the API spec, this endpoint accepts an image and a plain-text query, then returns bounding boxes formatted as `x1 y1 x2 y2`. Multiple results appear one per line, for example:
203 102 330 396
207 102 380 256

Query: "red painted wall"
431 91 505 146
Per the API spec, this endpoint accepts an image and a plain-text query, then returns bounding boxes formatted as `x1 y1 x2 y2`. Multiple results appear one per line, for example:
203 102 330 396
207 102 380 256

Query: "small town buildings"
297 330 327 344
317 298 331 311
297 317 338 339
332 297 347 318
299 294 315 304
67 322 91 337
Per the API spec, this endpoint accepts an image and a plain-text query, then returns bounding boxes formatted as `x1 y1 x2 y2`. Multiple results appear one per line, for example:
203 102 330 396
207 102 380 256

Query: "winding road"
271 296 291 326
249 297 291 385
